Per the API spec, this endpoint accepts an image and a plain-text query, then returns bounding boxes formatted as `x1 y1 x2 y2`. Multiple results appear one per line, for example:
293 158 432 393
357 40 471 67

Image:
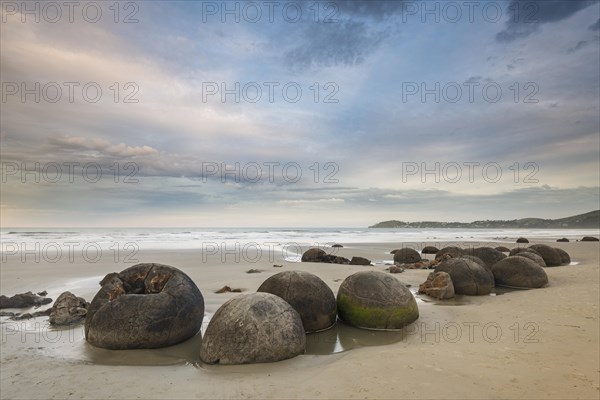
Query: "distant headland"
369 210 600 229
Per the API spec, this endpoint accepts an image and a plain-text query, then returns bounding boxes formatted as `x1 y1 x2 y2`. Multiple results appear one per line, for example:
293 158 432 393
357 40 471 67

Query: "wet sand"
1 240 599 399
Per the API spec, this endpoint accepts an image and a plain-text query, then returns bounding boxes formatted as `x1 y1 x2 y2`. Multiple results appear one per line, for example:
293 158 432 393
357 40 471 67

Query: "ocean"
2 227 598 263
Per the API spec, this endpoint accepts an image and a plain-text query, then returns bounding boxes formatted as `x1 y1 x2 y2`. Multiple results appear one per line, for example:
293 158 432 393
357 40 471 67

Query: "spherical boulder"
200 293 305 365
463 247 507 268
257 271 336 333
495 246 510 252
435 246 463 260
458 255 495 287
393 248 422 264
434 258 492 295
337 271 418 330
557 238 569 242
516 237 529 243
581 236 599 242
509 247 541 257
421 246 439 254
492 257 548 288
350 256 371 266
513 251 546 267
528 244 562 267
554 248 571 265
301 248 327 262
85 263 204 350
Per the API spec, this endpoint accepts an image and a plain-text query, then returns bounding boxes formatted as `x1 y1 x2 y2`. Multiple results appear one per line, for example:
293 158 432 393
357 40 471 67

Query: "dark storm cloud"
285 20 389 69
334 0 410 19
496 0 597 42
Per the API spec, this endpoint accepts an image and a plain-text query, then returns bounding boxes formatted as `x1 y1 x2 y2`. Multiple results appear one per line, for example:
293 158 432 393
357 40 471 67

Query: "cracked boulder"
200 293 305 365
85 263 204 350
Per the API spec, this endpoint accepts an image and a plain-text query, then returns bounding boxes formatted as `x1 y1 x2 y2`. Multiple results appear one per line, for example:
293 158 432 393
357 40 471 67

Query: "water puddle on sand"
1 286 529 364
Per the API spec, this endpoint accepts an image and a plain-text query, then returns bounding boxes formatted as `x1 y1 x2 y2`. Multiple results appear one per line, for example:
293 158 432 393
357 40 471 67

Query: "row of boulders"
202 270 418 365
518 236 598 243
414 244 574 299
80 263 419 365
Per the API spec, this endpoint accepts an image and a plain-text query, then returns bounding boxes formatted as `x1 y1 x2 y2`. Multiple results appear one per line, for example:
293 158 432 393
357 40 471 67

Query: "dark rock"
495 246 510 252
257 271 336 333
0 292 53 309
301 248 327 262
10 309 52 320
418 272 455 299
554 248 571 265
337 271 419 330
581 236 599 241
557 238 569 242
99 272 119 286
492 257 548 288
85 263 204 350
390 249 399 254
37 291 48 296
458 255 495 287
0 311 16 317
200 293 305 365
273 264 283 268
463 247 507 268
331 244 343 248
393 248 422 264
215 286 242 293
301 248 350 264
434 258 492 296
421 246 440 254
388 266 405 273
246 269 263 274
435 246 463 260
516 237 529 243
49 291 89 325
528 244 562 267
509 247 542 257
349 256 371 266
513 252 546 267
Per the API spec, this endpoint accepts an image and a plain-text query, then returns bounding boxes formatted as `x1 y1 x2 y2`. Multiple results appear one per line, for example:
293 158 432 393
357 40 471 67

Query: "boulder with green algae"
336 271 418 330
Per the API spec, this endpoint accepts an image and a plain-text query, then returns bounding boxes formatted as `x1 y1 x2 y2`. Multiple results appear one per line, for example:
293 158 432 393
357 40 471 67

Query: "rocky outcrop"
418 272 455 299
49 291 89 325
0 292 52 308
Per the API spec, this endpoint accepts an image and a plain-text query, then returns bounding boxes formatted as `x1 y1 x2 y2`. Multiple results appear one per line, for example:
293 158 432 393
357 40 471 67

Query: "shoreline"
1 240 599 399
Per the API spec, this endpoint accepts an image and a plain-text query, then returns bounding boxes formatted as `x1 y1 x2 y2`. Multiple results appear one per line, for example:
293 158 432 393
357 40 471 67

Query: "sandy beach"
1 238 599 399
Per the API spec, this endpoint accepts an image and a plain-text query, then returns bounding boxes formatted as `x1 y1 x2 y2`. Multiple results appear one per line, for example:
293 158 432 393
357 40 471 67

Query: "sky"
1 0 599 227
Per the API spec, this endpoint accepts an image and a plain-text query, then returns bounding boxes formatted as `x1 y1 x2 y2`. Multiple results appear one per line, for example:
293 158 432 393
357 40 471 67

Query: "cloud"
47 135 158 157
496 0 596 42
590 17 600 30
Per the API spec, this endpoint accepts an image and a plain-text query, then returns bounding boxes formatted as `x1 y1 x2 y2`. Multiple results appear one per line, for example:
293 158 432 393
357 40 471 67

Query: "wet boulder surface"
200 293 305 365
257 271 337 333
85 263 205 350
